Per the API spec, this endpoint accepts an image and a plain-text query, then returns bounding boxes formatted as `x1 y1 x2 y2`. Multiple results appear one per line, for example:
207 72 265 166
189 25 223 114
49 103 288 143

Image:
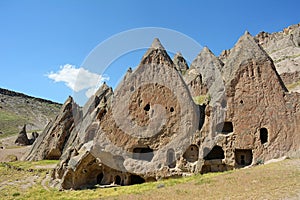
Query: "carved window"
216 122 233 134
260 128 268 144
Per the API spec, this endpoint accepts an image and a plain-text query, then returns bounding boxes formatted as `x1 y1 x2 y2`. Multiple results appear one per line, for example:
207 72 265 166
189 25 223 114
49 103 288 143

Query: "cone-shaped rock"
140 38 173 67
151 38 165 50
15 124 30 145
173 52 189 73
190 47 224 85
23 96 80 161
222 31 286 92
184 47 225 101
220 31 297 163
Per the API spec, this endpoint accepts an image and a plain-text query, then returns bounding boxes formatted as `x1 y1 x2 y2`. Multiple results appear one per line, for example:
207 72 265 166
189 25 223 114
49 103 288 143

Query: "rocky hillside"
255 23 300 92
0 88 62 137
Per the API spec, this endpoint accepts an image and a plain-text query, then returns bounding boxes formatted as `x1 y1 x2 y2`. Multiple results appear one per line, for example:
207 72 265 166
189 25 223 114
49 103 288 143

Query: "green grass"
192 95 210 105
0 92 61 140
0 160 220 200
0 159 299 200
8 160 59 170
0 110 28 137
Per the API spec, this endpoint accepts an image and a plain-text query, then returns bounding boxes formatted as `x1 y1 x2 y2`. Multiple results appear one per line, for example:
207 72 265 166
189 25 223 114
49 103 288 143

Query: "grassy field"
0 158 299 200
0 110 28 138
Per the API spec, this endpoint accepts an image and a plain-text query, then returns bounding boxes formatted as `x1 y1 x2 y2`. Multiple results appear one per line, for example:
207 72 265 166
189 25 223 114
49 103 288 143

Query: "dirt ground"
0 135 30 162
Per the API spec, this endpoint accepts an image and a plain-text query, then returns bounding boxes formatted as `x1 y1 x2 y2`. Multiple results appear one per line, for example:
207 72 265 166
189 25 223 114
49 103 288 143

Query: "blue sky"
0 0 299 104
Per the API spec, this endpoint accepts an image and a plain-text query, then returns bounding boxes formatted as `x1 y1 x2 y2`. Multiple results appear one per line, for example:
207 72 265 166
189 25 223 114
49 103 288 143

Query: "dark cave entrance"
216 121 233 134
235 149 253 166
167 148 176 168
133 147 154 162
96 173 104 185
204 146 225 160
130 175 145 185
115 175 121 185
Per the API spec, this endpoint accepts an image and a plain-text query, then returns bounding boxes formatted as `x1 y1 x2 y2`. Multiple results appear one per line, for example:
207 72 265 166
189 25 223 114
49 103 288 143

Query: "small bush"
12 192 20 197
256 159 264 165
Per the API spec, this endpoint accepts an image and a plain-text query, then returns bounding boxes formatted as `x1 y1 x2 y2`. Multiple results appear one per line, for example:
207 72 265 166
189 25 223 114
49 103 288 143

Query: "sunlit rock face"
25 27 300 190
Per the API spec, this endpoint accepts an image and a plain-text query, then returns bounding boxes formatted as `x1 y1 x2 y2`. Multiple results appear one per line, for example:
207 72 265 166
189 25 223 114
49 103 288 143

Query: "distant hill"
0 88 62 137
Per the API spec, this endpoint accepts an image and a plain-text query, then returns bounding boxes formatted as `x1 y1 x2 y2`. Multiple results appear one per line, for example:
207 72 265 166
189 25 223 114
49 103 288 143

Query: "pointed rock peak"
201 46 215 56
98 82 109 91
239 31 258 45
226 30 268 61
151 38 165 50
244 30 251 35
173 52 189 72
222 31 273 83
67 95 73 100
21 124 26 133
64 96 73 104
102 81 107 87
174 52 183 57
140 38 173 66
190 46 223 70
94 81 112 97
127 67 132 73
60 96 74 112
196 46 222 64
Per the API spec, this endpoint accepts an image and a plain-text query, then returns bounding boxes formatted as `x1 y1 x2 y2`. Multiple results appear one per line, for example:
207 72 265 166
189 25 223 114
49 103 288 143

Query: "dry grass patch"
107 159 300 200
0 159 299 200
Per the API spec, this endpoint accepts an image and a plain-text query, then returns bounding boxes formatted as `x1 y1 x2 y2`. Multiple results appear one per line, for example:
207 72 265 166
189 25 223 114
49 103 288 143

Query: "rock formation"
173 52 189 74
25 24 300 190
48 38 199 189
15 125 30 145
254 23 300 93
14 125 39 146
22 96 81 160
198 31 300 173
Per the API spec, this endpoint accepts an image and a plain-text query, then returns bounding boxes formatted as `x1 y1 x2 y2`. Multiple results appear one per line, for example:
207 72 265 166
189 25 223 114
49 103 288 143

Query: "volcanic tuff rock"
218 31 299 164
15 125 30 145
220 24 300 92
50 83 114 188
23 96 80 161
15 124 39 146
173 52 189 74
25 24 300 190
185 47 225 104
48 38 199 189
254 23 300 92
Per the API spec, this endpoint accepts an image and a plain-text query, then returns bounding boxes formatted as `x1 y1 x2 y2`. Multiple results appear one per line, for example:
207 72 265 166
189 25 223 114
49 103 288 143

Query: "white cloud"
47 64 109 97
85 87 99 98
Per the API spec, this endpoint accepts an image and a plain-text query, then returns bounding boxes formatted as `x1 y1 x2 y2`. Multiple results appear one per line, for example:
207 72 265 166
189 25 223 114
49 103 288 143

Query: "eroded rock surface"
25 24 300 190
15 125 30 146
254 23 300 92
23 96 80 160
